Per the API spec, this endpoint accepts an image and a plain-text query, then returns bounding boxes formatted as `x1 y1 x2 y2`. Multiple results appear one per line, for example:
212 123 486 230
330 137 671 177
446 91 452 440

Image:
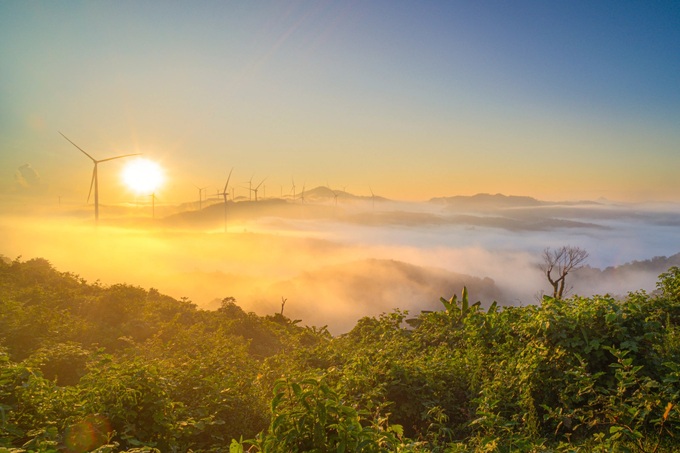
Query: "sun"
122 158 164 194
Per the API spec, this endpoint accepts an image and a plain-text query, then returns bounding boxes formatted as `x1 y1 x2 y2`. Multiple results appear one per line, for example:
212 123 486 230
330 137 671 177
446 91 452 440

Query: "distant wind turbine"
251 178 266 201
59 132 140 223
369 186 375 210
291 178 296 202
219 168 234 232
149 192 159 219
300 182 306 204
245 175 254 201
193 184 207 210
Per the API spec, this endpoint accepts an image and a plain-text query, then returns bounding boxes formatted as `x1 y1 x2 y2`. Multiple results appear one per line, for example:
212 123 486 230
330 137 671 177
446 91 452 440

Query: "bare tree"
540 246 589 299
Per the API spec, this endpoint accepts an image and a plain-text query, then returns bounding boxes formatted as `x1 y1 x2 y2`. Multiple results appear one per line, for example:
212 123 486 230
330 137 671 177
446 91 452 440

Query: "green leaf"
271 392 284 412
389 424 404 437
291 382 302 397
229 439 244 453
272 414 287 433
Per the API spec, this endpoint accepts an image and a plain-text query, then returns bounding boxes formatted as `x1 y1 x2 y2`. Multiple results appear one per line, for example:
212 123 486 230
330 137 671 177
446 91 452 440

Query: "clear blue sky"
2 1 679 203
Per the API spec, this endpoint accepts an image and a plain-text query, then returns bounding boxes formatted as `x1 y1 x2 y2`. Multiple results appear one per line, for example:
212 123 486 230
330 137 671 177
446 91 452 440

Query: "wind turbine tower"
193 185 207 210
219 168 234 232
59 132 140 223
150 192 158 219
245 176 254 201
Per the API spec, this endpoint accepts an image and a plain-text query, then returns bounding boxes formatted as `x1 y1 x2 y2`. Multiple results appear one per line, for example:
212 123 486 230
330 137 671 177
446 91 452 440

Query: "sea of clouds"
2 194 679 333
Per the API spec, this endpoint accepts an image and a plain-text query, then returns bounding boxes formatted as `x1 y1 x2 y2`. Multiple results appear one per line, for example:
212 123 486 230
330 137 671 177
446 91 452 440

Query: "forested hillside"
1 256 679 452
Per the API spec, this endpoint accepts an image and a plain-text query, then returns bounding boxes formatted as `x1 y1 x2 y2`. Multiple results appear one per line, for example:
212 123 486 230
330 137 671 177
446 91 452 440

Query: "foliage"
243 376 408 452
1 256 680 451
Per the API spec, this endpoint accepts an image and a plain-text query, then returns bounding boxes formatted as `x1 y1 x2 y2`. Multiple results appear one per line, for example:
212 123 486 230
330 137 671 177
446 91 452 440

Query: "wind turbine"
251 178 266 201
193 184 207 210
149 192 160 219
300 182 306 204
59 132 140 223
291 178 296 202
245 175 254 201
331 186 339 206
369 185 375 210
219 168 234 232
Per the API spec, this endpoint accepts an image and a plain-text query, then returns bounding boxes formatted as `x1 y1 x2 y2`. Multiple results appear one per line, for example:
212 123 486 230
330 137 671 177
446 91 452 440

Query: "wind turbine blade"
59 131 96 162
87 168 95 203
98 153 141 163
224 167 234 193
255 177 267 189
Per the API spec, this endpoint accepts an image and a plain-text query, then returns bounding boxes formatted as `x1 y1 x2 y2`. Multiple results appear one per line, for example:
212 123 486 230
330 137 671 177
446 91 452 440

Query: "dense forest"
1 256 679 452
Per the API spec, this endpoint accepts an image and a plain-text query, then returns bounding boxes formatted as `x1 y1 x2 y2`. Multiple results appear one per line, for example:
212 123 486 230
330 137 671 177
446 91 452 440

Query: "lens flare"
122 158 164 194
64 414 111 453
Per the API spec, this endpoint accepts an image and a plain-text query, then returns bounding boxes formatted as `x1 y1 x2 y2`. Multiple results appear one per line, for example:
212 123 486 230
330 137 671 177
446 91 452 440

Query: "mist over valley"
2 190 678 333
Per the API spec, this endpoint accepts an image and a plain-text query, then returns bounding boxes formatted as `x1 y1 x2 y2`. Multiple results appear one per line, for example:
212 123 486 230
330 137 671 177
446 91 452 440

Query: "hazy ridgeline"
1 191 679 333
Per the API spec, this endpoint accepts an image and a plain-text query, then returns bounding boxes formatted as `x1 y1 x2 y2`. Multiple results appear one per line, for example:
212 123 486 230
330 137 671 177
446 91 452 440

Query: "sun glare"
122 158 164 194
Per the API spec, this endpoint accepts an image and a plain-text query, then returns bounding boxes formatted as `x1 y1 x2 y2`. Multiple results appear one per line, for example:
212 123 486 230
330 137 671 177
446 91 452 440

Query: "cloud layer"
1 193 678 333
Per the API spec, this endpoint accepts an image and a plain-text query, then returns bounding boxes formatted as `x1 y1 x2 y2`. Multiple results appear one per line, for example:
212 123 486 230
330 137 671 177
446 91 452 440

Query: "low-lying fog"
2 191 679 333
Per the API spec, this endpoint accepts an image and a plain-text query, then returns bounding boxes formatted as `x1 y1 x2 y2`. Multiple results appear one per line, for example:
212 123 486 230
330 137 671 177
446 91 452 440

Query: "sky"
1 1 680 205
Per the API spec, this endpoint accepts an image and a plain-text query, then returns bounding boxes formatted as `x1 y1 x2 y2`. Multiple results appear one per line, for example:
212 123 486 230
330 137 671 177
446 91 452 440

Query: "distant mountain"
302 186 337 200
160 198 338 227
571 253 680 297
302 186 389 203
430 193 601 210
158 186 394 228
430 193 544 208
155 192 609 232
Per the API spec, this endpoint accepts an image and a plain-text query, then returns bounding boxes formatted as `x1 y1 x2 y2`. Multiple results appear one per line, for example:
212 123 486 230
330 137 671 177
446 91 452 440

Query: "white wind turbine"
193 184 208 210
251 178 266 201
60 132 140 223
245 175 254 201
219 168 234 232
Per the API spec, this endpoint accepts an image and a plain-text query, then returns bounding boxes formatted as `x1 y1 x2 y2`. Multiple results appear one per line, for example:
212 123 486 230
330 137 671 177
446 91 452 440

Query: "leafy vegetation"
1 256 679 452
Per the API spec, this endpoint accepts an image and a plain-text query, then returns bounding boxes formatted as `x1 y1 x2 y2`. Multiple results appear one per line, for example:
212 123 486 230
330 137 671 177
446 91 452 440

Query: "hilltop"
1 256 679 451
